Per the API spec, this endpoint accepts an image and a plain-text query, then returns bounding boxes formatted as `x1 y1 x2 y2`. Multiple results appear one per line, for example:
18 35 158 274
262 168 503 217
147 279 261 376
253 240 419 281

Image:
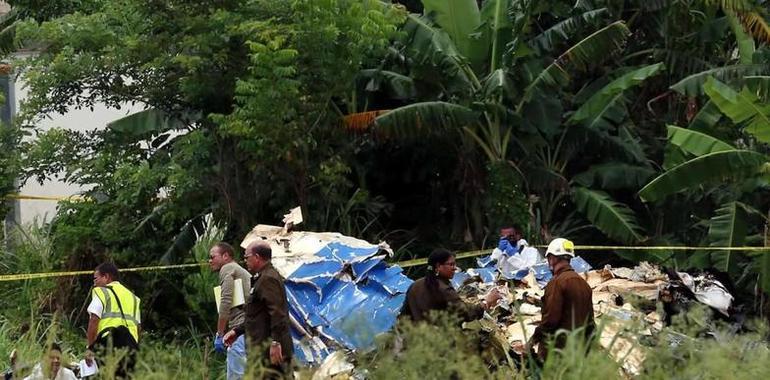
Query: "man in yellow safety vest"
86 262 141 377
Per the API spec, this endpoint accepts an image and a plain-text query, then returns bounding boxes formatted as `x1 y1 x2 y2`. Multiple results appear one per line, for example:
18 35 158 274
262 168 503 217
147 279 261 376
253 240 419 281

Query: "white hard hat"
546 238 575 257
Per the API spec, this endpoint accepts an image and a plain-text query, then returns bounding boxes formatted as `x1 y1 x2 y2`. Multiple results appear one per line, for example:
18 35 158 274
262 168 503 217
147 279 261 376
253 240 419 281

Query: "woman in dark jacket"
401 249 501 322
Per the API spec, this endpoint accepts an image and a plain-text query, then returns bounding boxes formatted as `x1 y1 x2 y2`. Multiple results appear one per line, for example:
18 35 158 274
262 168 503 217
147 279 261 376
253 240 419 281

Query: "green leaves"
704 76 770 144
374 101 477 138
422 0 483 66
478 0 512 71
706 201 748 274
553 21 631 72
666 125 735 156
520 21 631 109
107 109 187 135
639 150 768 202
570 63 663 130
359 69 417 99
670 64 769 96
528 8 608 53
401 13 472 88
573 187 645 243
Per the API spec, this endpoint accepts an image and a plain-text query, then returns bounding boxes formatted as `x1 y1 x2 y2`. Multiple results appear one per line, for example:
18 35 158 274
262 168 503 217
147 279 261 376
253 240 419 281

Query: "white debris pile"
454 260 733 376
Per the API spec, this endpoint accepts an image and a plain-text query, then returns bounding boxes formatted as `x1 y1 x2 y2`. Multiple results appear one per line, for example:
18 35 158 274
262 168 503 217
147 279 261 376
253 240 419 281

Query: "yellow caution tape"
0 263 206 282
3 193 85 201
2 245 768 281
396 249 488 268
394 245 770 268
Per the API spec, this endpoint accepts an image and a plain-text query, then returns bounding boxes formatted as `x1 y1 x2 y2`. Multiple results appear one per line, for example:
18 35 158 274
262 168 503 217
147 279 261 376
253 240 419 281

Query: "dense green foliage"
2 0 770 366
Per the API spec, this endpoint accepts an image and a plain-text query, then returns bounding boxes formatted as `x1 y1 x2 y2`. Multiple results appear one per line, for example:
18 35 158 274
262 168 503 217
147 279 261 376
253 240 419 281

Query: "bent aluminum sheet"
241 225 411 365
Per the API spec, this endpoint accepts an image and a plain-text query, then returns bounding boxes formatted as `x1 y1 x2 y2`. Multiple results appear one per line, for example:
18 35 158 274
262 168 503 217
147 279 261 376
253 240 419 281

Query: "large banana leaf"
359 69 417 99
666 125 735 156
480 68 514 99
161 213 208 264
669 64 769 96
573 163 655 190
528 8 608 53
639 149 768 202
689 100 723 131
704 76 770 144
664 104 726 169
374 101 478 138
727 10 755 64
519 21 630 109
707 201 748 274
663 144 689 171
570 63 663 130
107 108 187 135
401 14 473 89
745 75 770 100
422 0 483 66
479 0 512 71
573 187 645 243
583 125 649 164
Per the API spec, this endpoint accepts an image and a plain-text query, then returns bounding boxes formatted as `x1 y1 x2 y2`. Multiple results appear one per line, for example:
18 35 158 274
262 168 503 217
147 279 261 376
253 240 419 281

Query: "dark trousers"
91 329 139 379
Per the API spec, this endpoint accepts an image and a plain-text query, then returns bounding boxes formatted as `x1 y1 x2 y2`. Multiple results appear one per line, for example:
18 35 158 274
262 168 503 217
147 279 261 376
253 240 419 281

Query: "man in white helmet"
529 238 594 361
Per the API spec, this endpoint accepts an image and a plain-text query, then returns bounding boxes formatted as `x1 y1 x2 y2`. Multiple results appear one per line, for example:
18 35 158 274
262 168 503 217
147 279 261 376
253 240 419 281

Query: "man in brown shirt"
224 241 293 378
530 238 594 360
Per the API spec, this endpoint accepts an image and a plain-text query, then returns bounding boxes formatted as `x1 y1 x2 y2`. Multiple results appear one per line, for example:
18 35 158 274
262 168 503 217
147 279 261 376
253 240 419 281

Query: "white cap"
546 238 575 258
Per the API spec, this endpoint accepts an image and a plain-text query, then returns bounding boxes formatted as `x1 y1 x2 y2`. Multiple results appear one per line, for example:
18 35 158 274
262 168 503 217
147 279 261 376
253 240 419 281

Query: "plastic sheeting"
676 272 733 316
466 247 592 288
282 236 411 365
240 224 411 366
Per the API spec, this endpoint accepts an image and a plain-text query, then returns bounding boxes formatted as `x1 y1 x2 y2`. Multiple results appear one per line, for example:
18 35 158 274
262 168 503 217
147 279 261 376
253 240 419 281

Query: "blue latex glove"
498 237 517 256
214 335 226 353
497 237 512 252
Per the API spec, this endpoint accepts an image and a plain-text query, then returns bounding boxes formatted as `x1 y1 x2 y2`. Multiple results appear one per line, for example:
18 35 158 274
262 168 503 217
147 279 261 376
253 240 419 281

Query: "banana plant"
367 1 675 244
374 0 629 163
640 76 770 288
640 78 770 203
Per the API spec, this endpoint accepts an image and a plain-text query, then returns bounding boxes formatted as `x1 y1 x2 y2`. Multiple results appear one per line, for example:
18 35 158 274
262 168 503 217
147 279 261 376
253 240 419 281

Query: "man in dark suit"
224 241 293 378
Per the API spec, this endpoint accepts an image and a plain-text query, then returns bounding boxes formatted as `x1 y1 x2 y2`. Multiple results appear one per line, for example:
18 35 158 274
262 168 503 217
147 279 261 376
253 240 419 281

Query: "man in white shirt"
23 343 77 380
86 263 140 378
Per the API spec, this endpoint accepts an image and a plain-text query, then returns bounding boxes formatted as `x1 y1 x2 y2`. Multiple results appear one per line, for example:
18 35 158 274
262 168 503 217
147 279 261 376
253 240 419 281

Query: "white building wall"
14 80 144 224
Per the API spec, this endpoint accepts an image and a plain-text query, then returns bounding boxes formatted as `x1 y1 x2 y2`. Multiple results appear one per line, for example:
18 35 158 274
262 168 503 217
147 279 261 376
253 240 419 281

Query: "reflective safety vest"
92 281 141 343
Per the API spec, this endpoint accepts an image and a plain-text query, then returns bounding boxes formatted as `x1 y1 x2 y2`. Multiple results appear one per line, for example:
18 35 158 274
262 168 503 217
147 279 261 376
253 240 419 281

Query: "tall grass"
4 222 770 379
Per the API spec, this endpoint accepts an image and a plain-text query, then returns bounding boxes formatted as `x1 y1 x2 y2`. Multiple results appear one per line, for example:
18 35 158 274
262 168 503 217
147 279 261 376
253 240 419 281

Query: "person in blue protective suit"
401 249 501 323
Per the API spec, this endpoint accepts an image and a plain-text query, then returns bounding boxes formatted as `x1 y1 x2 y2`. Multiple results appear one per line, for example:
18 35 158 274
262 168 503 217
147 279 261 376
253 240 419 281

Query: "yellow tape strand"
2 245 769 280
0 263 206 282
3 193 85 201
394 245 770 268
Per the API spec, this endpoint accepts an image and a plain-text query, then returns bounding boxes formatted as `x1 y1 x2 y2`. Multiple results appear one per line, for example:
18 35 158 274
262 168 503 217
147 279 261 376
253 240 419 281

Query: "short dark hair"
252 242 272 261
213 242 236 258
95 262 119 280
48 342 62 353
